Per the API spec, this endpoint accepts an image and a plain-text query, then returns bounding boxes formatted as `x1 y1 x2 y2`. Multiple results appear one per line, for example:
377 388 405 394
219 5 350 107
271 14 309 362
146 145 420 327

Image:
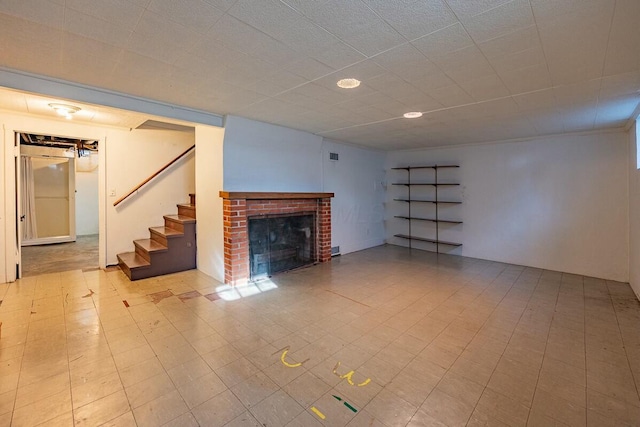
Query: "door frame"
3 122 106 282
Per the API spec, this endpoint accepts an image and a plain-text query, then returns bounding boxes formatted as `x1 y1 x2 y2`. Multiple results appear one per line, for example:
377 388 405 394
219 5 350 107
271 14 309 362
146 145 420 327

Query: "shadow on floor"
21 234 99 277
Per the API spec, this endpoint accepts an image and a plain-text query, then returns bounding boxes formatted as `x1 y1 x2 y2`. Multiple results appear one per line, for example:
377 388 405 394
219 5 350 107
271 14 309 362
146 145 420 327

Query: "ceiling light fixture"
403 112 423 119
49 103 81 120
337 78 361 89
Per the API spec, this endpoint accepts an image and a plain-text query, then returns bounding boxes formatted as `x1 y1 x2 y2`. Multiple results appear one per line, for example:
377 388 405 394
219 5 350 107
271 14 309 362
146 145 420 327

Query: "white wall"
387 131 629 282
195 125 225 282
76 160 99 235
322 140 385 254
630 121 640 297
223 116 385 256
223 115 323 191
106 128 195 265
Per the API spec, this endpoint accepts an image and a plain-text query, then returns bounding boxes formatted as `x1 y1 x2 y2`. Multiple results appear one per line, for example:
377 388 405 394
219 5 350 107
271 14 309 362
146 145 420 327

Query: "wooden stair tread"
149 226 183 237
164 214 196 224
134 239 168 253
177 203 195 209
117 252 150 269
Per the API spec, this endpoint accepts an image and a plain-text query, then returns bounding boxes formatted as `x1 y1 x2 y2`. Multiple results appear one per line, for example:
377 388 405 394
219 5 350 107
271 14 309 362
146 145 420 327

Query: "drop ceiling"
0 0 638 150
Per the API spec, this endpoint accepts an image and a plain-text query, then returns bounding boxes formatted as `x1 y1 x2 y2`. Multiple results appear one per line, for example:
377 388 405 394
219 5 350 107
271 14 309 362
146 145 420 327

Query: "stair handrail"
113 144 195 207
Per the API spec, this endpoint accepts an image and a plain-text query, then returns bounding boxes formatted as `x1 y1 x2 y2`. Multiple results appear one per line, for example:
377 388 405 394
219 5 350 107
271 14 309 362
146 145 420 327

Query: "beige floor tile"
537 370 587 408
100 411 137 427
215 357 260 388
364 388 417 427
420 388 474 426
124 372 175 409
132 389 189 427
0 390 15 417
249 389 304 426
283 371 333 408
475 388 530 427
192 389 247 426
225 411 262 426
586 388 640 425
10 388 71 426
74 390 131 427
466 408 511 427
72 371 124 409
117 357 165 388
286 410 324 426
531 389 586 427
487 369 537 408
14 370 70 409
202 344 243 371
178 371 227 409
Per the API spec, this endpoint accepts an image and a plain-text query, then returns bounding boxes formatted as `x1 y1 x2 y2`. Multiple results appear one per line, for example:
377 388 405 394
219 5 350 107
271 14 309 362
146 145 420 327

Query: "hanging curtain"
21 156 38 240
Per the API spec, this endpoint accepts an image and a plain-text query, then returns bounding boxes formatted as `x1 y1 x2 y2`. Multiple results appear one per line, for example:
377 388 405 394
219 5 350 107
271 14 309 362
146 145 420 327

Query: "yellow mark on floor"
332 361 372 386
273 346 309 368
311 406 326 420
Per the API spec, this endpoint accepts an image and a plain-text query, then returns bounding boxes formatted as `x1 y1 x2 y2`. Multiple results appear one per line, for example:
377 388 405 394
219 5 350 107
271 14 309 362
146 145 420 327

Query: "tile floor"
0 245 639 426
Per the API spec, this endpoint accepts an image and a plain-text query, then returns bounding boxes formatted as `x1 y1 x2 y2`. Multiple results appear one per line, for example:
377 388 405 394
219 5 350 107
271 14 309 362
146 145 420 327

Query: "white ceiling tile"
511 89 557 111
477 25 540 59
553 80 601 107
202 0 237 11
0 0 64 28
60 34 122 86
426 84 474 107
498 63 552 94
599 72 640 99
67 0 144 29
411 23 473 58
445 0 512 20
363 0 458 40
203 15 301 67
64 9 132 47
0 14 64 75
488 45 546 74
311 41 367 69
229 0 339 55
463 0 534 43
559 103 598 132
431 46 496 84
602 0 640 76
458 74 510 101
530 0 612 22
127 11 203 64
147 0 224 33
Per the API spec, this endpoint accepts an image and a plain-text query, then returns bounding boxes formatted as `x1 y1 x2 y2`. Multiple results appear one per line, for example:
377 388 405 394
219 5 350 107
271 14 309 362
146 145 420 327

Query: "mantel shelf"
220 191 334 200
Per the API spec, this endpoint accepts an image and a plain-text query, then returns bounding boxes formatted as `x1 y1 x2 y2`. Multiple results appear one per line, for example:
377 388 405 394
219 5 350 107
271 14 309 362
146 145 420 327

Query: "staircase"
117 194 196 281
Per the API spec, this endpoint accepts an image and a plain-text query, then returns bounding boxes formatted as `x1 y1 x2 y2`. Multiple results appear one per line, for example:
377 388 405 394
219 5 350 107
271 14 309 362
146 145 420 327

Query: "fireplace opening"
248 213 316 280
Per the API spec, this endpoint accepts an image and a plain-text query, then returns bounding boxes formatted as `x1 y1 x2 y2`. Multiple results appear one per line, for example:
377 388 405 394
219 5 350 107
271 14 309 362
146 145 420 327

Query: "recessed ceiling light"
49 103 81 120
403 112 423 119
337 78 361 89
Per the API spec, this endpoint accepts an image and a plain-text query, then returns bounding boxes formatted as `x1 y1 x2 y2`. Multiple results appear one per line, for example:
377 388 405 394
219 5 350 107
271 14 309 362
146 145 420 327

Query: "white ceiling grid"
0 0 638 149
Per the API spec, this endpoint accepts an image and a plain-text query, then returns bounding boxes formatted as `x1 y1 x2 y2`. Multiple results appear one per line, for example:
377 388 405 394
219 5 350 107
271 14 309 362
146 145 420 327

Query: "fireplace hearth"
220 192 334 285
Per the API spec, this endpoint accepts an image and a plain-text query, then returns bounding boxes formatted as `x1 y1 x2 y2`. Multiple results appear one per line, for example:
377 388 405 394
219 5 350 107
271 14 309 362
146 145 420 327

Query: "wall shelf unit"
391 165 462 253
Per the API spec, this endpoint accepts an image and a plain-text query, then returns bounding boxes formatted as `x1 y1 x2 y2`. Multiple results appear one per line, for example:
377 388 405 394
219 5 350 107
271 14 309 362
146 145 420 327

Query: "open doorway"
18 132 99 277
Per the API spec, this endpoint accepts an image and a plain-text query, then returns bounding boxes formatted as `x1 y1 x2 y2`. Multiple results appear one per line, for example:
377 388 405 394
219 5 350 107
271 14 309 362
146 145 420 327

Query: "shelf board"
394 234 462 246
392 183 460 186
392 165 459 170
394 199 462 204
394 216 462 224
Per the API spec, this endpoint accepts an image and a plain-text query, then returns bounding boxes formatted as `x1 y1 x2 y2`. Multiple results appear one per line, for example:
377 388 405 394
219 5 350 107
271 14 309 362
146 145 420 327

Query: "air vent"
331 246 341 256
329 152 339 161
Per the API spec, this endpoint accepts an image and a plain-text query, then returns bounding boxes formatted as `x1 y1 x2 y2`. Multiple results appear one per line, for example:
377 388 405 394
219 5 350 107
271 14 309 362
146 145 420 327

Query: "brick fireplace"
220 192 334 285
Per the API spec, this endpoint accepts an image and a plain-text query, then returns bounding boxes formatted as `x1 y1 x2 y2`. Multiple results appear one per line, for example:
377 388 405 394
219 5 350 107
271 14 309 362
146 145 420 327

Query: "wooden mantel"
219 191 334 200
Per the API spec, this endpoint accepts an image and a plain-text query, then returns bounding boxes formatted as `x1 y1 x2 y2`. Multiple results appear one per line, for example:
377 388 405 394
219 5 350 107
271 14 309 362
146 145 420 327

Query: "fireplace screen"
248 213 316 279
